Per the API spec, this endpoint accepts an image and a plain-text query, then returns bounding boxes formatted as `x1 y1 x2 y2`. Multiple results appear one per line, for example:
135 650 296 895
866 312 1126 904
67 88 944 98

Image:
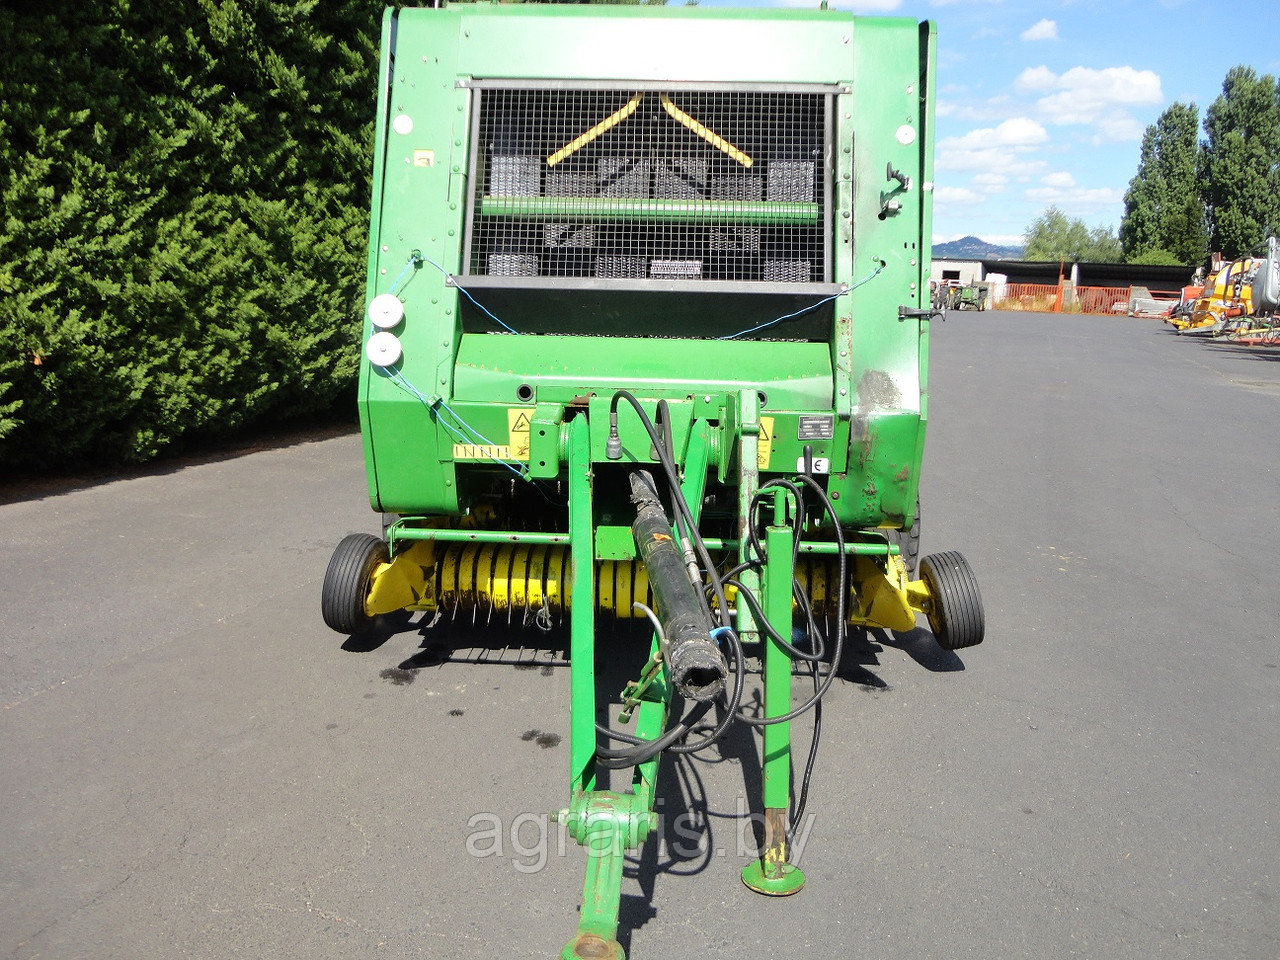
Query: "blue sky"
700 0 1280 246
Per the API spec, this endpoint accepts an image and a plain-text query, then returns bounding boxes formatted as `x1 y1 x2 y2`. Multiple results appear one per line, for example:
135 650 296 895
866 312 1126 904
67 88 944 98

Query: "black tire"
918 550 984 650
887 497 921 577
322 533 388 635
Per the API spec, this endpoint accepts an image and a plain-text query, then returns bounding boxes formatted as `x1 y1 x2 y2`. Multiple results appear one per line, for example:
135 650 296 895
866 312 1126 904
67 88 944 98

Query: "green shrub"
0 1 390 469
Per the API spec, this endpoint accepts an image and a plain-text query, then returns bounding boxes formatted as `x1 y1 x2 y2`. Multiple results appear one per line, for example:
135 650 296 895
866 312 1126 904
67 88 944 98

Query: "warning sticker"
507 408 533 461
454 443 513 460
757 416 775 470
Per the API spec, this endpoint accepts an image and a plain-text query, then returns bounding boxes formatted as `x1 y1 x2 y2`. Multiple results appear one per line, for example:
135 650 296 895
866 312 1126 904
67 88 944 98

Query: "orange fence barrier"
992 283 1137 315
993 283 1060 312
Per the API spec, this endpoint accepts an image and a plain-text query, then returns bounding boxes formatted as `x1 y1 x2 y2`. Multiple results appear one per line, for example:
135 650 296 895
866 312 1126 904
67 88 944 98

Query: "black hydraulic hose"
609 390 731 627
596 624 746 757
791 661 822 828
666 625 745 755
595 700 714 769
723 577 826 662
630 471 728 702
734 476 846 728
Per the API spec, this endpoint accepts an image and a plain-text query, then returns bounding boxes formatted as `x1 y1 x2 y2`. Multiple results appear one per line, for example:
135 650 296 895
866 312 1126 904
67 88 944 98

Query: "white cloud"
934 185 983 205
947 116 1048 150
1025 184 1124 206
1014 64 1162 142
1014 65 1059 93
1020 19 1058 41
937 94 1018 124
1040 171 1076 188
972 171 1009 189
937 117 1049 175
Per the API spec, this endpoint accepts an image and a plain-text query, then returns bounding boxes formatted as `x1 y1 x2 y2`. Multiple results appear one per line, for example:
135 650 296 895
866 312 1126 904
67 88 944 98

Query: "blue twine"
417 254 520 335
716 263 886 341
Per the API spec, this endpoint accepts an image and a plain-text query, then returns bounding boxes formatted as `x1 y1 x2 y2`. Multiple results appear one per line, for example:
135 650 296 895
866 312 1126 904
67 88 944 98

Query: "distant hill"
933 236 1024 260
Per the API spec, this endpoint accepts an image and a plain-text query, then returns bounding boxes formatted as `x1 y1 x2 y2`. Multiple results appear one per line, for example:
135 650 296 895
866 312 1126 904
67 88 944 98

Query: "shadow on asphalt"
0 419 358 506
331 613 962 951
875 626 966 673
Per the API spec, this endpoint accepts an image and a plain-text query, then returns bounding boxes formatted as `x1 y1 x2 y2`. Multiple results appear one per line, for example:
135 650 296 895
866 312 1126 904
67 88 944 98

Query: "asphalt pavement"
2 311 1277 960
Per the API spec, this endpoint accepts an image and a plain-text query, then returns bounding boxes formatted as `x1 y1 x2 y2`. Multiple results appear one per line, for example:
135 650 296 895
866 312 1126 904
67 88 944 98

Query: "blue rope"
384 365 530 481
417 254 520 335
386 258 417 296
716 263 886 341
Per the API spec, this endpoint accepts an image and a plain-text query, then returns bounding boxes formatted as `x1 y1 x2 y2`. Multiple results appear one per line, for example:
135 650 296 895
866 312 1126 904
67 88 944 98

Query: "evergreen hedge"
0 0 401 470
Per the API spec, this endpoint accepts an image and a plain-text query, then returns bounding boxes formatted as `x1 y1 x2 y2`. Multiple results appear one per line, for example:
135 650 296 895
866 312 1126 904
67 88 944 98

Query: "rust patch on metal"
894 465 910 482
856 370 900 409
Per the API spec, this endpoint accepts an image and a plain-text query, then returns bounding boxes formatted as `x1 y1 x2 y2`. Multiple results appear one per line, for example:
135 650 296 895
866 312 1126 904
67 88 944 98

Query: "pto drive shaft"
629 472 728 702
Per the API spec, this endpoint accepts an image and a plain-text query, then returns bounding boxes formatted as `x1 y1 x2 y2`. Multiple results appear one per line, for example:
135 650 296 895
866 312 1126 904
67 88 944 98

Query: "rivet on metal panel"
839 388 847 396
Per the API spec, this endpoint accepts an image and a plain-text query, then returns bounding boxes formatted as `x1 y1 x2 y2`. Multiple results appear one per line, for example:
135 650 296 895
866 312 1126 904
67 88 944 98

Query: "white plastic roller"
367 293 405 330
365 331 403 367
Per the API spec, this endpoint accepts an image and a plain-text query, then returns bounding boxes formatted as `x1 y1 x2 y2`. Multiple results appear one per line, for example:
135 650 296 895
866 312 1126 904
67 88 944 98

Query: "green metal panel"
357 2 937 528
453 334 833 408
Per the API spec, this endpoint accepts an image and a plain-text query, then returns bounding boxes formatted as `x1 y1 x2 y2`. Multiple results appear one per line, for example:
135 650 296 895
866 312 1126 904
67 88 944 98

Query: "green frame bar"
478 195 820 225
761 500 795 811
701 537 896 556
568 416 597 796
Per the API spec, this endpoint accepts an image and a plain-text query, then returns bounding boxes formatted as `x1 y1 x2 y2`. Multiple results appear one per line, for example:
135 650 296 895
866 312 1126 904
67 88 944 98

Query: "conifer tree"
1200 67 1280 259
0 1 393 469
1119 102 1206 265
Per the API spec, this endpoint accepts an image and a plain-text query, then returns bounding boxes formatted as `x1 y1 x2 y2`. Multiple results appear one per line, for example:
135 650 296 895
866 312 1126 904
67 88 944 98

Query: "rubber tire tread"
918 550 985 650
886 497 921 577
321 533 387 635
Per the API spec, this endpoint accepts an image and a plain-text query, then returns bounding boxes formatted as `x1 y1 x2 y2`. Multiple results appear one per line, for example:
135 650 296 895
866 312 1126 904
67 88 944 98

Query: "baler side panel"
828 18 934 528
363 13 478 515
359 7 398 512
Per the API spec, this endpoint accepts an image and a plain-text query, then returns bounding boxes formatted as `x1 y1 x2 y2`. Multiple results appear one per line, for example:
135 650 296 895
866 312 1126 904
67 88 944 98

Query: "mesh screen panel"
466 87 830 285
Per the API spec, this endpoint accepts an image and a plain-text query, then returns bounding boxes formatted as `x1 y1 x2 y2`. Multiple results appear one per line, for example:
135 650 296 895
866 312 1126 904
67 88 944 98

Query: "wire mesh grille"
467 87 829 284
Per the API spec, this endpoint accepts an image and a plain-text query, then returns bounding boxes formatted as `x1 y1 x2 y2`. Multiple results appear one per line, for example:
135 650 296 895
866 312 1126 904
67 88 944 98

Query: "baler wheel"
918 550 984 650
322 533 387 635
888 497 921 576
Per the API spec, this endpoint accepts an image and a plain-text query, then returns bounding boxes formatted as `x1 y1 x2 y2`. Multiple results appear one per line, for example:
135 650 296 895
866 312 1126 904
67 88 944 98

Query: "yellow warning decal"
507 408 534 461
453 443 513 460
757 416 775 470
